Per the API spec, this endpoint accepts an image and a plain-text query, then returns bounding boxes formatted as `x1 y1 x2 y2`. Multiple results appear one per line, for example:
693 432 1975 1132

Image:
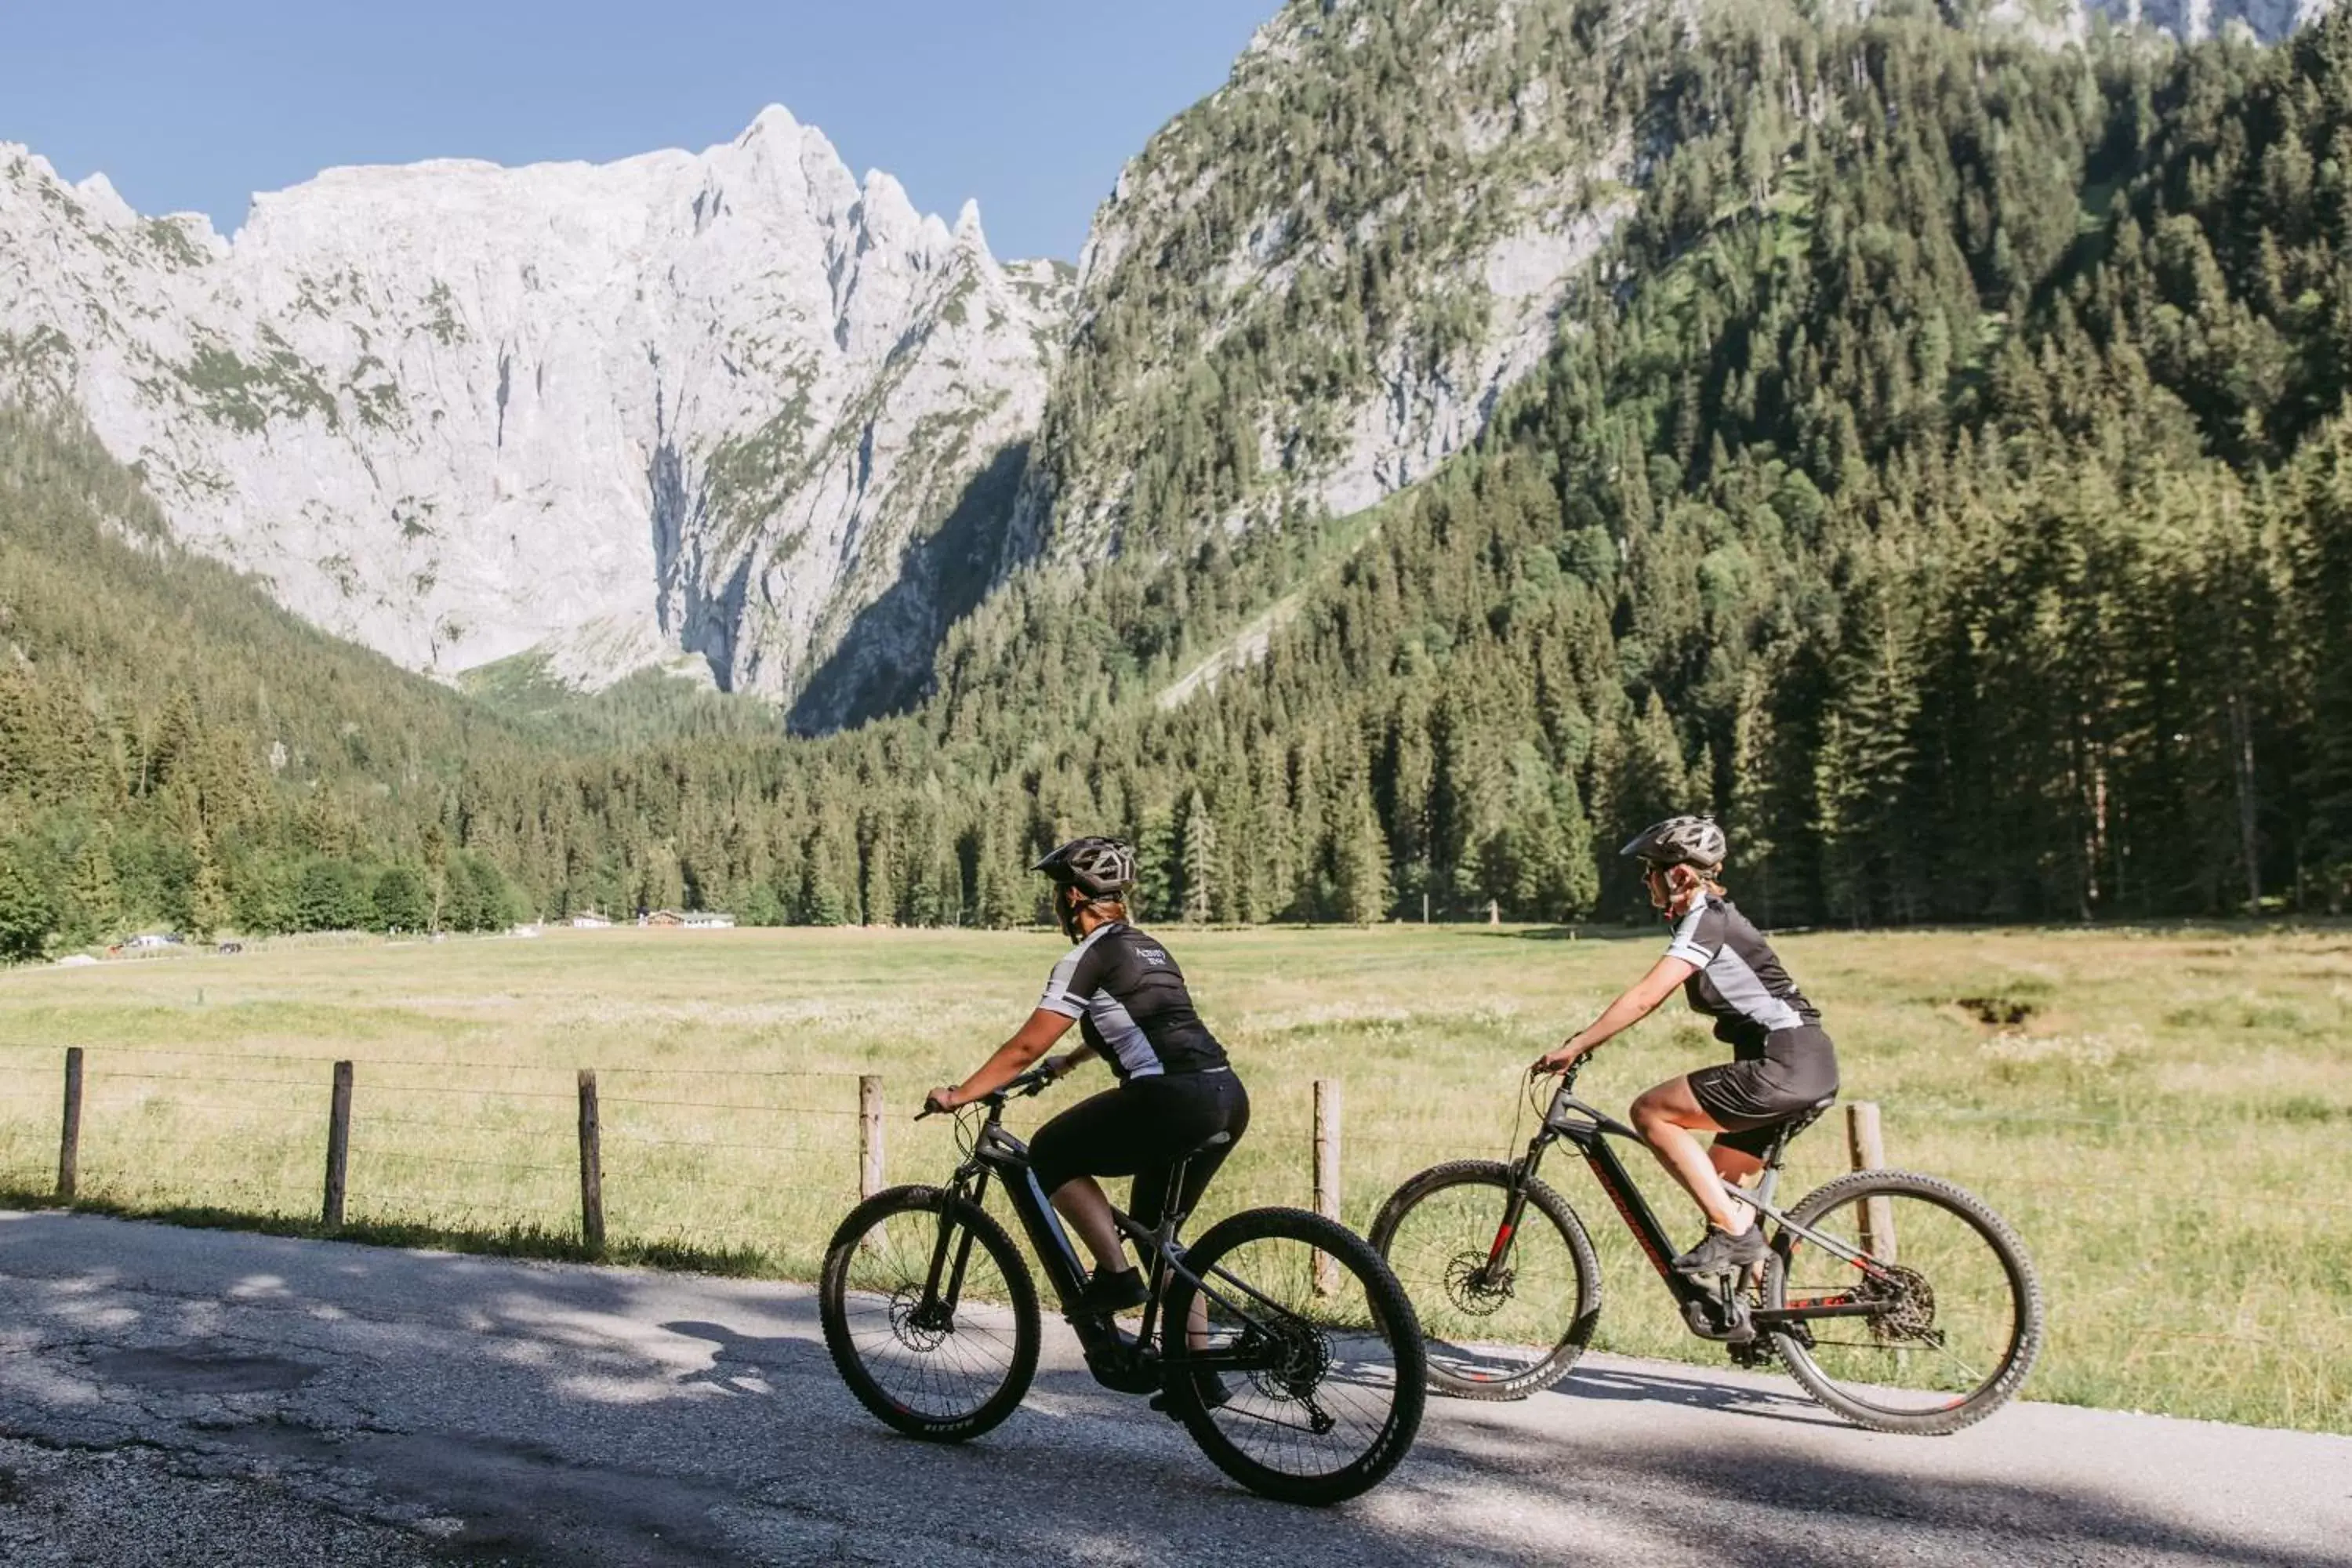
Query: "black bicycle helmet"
1033 837 1137 898
1620 814 1727 872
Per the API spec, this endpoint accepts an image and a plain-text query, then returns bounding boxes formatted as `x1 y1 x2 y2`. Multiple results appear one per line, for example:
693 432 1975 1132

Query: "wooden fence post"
1313 1079 1342 1295
1845 1101 1895 1263
56 1047 83 1200
321 1060 353 1226
577 1069 605 1254
858 1075 884 1200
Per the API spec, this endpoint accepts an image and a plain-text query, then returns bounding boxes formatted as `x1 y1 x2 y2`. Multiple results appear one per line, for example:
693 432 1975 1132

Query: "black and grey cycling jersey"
1663 895 1822 1051
1036 921 1229 1082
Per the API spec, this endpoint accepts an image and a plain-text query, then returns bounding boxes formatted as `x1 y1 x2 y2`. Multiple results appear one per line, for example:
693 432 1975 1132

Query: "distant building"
644 909 734 929
569 913 613 929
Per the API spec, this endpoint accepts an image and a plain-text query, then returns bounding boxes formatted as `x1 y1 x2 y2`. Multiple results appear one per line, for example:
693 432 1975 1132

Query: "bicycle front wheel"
818 1184 1040 1442
1160 1206 1425 1505
1370 1160 1602 1400
1766 1169 2043 1436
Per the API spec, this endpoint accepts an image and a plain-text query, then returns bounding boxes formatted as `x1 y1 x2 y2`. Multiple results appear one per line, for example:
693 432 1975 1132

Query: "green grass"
0 922 2344 1433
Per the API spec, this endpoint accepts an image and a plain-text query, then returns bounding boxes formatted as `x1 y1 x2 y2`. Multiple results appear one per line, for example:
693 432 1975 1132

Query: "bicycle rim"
1770 1174 2038 1431
1374 1163 1599 1398
1169 1207 1424 1504
824 1191 1033 1432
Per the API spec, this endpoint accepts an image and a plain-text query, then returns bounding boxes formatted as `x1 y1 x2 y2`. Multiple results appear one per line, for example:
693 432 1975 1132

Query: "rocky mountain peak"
0 111 1071 718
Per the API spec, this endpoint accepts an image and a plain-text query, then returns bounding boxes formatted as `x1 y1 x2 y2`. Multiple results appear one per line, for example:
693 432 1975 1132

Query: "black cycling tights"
1027 1071 1251 1229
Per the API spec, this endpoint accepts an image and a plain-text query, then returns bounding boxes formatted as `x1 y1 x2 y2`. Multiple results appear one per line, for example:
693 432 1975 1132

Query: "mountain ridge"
0 107 1065 720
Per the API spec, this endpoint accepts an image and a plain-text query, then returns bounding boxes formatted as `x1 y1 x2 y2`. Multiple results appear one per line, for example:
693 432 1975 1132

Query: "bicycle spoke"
1774 1181 2029 1422
833 1203 1024 1422
1374 1165 1598 1396
1183 1230 1410 1482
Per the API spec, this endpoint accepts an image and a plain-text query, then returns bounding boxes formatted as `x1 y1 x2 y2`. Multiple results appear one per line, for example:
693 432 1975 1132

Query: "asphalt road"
0 1210 2344 1567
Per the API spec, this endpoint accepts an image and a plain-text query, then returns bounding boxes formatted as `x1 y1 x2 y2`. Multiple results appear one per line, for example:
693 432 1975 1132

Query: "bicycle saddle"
1759 1096 1839 1160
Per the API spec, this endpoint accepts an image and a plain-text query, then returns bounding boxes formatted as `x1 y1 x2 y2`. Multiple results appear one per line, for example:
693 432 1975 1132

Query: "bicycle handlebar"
1534 1049 1592 1098
913 1063 1057 1121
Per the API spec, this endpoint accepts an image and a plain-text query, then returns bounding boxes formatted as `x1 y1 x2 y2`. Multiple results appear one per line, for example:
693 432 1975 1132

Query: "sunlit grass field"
0 920 2344 1433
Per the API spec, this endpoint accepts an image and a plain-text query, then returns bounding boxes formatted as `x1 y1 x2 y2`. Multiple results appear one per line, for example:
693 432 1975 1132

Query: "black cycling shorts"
1688 1024 1838 1159
1027 1069 1250 1228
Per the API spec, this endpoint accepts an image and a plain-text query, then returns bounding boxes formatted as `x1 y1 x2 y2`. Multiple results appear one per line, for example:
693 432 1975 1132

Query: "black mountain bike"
1370 1057 2042 1435
818 1065 1426 1504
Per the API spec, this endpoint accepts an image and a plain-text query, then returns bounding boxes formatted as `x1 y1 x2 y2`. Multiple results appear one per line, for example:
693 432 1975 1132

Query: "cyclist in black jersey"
1530 815 1838 1278
924 837 1250 1319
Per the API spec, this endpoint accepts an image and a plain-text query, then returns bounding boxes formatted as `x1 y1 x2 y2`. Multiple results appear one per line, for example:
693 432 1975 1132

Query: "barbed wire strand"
599 1094 856 1115
89 1072 321 1091
347 1148 574 1176
604 1134 838 1156
361 1083 578 1102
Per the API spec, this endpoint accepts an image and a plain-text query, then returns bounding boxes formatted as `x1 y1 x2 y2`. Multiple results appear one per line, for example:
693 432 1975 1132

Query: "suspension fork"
1481 1133 1559 1275
920 1168 993 1311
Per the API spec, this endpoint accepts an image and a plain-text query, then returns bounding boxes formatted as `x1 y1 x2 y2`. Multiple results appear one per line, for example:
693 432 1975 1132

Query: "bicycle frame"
1503 1072 1900 1334
917 1079 1310 1386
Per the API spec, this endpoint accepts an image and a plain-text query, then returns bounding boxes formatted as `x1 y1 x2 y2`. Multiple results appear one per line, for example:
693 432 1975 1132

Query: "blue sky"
0 0 1278 260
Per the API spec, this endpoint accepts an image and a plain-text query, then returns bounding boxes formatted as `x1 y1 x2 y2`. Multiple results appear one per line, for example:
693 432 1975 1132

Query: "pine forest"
6 0 2352 956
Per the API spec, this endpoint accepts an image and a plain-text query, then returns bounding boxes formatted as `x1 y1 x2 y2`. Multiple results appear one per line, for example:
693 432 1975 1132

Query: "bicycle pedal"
1681 1298 1757 1345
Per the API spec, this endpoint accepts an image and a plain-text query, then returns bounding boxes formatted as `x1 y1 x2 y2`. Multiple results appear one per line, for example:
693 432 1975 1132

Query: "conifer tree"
0 848 53 963
65 829 122 946
1179 789 1218 924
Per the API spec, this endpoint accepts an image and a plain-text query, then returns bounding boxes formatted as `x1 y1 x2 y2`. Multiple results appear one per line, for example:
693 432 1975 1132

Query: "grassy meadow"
0 921 2344 1434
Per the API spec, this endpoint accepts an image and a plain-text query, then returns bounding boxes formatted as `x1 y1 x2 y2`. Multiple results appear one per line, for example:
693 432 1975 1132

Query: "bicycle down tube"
1501 1080 1898 1326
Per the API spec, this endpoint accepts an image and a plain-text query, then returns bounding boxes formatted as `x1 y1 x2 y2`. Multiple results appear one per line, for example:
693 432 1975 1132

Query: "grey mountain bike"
1370 1054 2042 1435
818 1065 1426 1504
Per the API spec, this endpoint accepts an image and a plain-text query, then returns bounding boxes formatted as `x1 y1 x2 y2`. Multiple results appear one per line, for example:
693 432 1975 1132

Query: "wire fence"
0 1038 2341 1367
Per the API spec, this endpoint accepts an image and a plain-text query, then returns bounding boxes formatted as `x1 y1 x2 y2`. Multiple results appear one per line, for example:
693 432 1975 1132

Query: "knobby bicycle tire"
1369 1160 1603 1402
818 1184 1041 1443
1160 1206 1427 1505
1766 1168 2043 1436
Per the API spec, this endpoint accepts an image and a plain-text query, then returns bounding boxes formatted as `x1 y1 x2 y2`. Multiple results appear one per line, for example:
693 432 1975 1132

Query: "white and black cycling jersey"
1036 920 1229 1082
1663 895 1822 1050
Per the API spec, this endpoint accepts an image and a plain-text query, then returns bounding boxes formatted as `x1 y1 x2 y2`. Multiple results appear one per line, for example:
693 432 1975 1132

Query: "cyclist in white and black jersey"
1530 815 1838 1278
924 837 1250 1319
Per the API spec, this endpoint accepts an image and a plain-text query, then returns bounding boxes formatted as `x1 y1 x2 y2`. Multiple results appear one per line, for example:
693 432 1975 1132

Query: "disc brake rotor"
888 1289 951 1352
1441 1250 1515 1317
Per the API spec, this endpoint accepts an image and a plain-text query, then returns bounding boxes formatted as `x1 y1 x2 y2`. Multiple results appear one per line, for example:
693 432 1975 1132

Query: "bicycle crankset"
1681 1294 1757 1345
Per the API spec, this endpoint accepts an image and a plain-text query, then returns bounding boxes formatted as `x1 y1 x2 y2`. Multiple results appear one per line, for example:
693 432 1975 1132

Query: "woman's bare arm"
927 1009 1079 1111
1530 955 1698 1073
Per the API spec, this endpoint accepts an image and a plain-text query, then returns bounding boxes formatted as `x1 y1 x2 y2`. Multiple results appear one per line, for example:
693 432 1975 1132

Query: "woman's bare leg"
1049 1176 1129 1274
1629 1076 1748 1233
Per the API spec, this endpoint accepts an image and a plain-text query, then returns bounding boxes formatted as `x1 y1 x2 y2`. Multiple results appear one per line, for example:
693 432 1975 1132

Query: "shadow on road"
2 1212 2345 1568
658 1317 833 1390
1413 1406 2347 1568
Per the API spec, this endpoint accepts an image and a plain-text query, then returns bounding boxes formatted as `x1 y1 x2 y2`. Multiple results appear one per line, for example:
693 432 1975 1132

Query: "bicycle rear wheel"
1160 1206 1425 1505
1766 1169 2042 1436
1369 1160 1602 1400
818 1185 1040 1442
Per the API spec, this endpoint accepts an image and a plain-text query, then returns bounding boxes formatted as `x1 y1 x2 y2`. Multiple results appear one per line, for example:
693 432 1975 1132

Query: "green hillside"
911 0 2352 926
9 0 2352 954
0 403 543 951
